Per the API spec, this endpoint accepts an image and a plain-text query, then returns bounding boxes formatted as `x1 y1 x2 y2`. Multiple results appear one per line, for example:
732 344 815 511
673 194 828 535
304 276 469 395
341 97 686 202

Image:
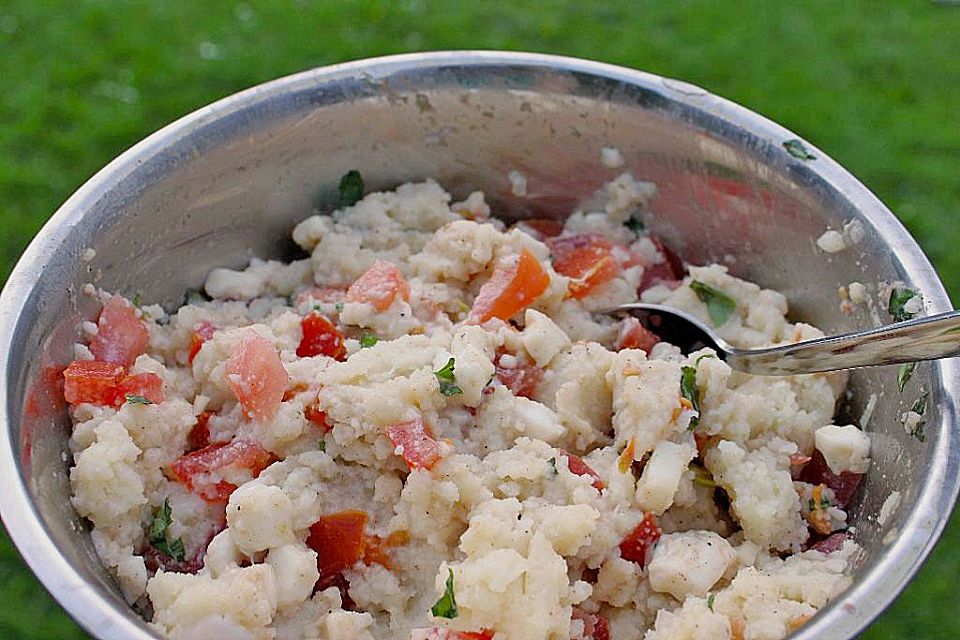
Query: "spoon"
613 302 960 375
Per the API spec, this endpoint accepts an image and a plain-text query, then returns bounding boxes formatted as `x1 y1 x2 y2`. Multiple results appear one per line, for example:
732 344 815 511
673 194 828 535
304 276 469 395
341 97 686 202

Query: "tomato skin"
296 312 347 360
89 296 149 368
637 236 685 292
186 411 214 451
307 510 368 589
386 417 442 471
187 322 217 364
493 352 542 399
563 453 606 491
572 607 610 640
469 249 550 323
619 513 662 567
112 372 164 406
225 332 290 422
170 439 274 502
614 317 661 354
345 260 411 311
797 449 863 507
548 235 620 299
63 360 126 405
305 401 332 432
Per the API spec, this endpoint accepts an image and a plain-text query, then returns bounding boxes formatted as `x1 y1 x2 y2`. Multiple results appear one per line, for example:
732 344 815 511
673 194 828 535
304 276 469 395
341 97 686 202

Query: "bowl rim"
1 50 957 640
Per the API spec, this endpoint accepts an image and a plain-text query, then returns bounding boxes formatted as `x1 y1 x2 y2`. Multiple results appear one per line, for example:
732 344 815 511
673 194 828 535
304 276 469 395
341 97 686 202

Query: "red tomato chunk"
798 449 863 508
637 236 685 293
563 452 606 491
493 352 542 399
572 607 610 640
305 401 332 432
619 512 662 567
345 260 410 311
170 439 274 503
297 312 347 360
548 234 620 299
386 417 442 470
89 296 149 368
307 510 368 590
187 322 217 365
186 411 215 452
614 317 661 354
469 249 550 323
225 332 290 421
112 372 164 406
63 360 126 405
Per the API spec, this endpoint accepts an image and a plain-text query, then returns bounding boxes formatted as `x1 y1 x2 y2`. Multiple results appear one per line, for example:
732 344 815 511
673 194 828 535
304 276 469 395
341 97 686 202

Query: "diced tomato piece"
548 235 620 299
572 607 610 640
797 450 863 507
789 452 812 479
296 286 347 307
614 316 661 354
305 401 332 432
297 312 347 360
89 296 149 368
470 249 550 323
170 439 274 502
362 530 409 571
307 510 368 589
187 411 214 451
225 332 290 421
563 452 606 491
386 417 442 471
63 360 126 405
187 322 217 364
111 372 164 406
345 260 410 311
637 236 685 292
619 513 661 567
494 352 542 399
809 531 848 554
515 218 565 240
411 629 495 640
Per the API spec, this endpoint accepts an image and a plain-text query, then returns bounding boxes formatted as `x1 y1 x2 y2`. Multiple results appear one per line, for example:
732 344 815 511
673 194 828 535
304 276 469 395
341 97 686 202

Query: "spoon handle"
729 310 960 375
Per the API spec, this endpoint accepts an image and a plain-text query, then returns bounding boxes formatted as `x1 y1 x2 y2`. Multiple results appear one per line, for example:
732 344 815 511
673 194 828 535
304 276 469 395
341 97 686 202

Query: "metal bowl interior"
1 52 957 640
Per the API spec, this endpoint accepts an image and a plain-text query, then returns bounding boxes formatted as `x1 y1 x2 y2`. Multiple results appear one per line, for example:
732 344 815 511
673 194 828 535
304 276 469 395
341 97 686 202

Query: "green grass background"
1 1 958 637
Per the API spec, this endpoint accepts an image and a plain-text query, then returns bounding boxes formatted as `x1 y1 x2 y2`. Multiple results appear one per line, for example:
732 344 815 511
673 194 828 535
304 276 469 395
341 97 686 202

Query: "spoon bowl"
614 302 960 375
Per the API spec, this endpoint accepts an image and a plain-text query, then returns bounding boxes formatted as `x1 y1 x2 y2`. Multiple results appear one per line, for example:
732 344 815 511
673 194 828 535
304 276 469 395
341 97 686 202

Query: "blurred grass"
1 1 957 638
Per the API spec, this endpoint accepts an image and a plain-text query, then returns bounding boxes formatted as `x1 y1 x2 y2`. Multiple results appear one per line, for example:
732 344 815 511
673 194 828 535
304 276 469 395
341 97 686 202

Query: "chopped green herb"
808 498 816 511
334 302 345 313
695 353 716 365
912 392 929 416
690 463 716 488
148 499 186 562
360 332 379 348
338 170 365 207
431 568 458 619
624 215 645 233
434 357 463 397
783 139 816 160
897 362 916 392
131 293 142 309
690 281 737 326
680 365 701 430
707 592 716 611
547 457 558 476
888 287 919 322
125 394 153 405
820 496 832 508
318 440 326 452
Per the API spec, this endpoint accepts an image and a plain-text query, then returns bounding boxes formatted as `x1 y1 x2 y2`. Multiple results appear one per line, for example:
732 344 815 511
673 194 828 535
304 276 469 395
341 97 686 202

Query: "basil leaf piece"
690 281 737 326
434 357 463 396
624 215 645 233
690 463 716 488
783 139 816 160
888 287 919 323
431 569 459 619
125 394 153 405
360 332 379 348
707 592 716 611
547 457 558 476
680 365 701 430
338 170 365 207
334 302 345 313
131 293 142 309
897 362 916 392
148 498 186 561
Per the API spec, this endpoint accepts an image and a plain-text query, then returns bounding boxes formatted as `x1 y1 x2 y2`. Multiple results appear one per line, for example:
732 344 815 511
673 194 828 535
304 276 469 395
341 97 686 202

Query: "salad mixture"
65 173 870 640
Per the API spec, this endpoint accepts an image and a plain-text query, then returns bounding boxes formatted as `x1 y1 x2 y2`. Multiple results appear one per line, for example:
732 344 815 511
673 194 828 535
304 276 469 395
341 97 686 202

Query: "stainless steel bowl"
1 51 957 640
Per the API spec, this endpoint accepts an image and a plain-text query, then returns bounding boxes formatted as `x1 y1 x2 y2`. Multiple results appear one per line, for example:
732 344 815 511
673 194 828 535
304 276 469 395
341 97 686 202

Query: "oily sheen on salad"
64 173 870 640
